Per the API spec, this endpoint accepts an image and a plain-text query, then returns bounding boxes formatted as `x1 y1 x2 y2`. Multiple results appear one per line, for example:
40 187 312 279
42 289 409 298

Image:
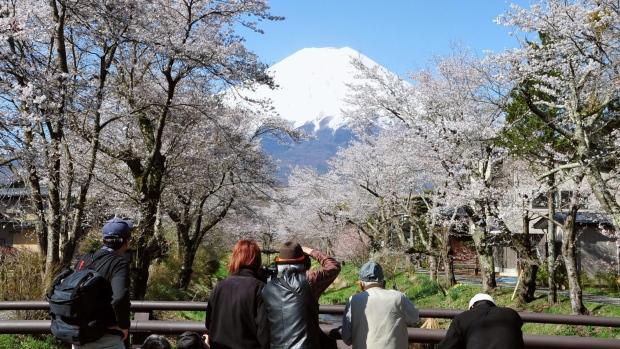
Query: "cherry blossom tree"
493 0 620 314
0 0 137 276
91 0 288 298
495 0 620 235
344 47 516 292
0 0 287 298
160 104 279 289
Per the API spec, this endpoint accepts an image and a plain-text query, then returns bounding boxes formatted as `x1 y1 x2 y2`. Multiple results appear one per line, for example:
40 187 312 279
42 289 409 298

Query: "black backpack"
47 252 116 345
177 331 208 349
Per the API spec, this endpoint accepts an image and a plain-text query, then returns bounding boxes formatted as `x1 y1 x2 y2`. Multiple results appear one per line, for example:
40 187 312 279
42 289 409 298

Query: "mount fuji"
231 47 399 180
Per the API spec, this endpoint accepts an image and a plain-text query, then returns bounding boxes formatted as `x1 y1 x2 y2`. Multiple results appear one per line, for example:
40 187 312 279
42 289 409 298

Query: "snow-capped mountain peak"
232 46 388 131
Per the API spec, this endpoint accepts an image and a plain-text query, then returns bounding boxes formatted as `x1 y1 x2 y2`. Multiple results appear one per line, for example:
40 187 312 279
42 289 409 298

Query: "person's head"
358 261 386 290
141 334 171 349
468 293 496 309
228 239 262 274
101 217 133 251
275 241 311 274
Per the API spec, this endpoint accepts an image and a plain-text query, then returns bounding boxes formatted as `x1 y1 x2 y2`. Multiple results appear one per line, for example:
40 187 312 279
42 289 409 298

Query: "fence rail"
2 301 620 348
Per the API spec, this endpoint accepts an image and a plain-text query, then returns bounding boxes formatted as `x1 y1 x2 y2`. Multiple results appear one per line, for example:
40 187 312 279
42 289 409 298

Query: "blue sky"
243 1 532 76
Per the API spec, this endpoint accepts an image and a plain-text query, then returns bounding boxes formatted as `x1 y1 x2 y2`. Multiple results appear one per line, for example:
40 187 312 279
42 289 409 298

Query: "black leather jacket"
262 268 321 349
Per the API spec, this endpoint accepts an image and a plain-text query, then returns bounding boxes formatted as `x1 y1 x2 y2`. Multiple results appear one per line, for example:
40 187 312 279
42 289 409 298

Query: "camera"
260 265 278 282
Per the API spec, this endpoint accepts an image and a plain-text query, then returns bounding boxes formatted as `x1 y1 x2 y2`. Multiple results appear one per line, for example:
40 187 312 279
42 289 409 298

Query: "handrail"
4 302 620 328
1 320 620 349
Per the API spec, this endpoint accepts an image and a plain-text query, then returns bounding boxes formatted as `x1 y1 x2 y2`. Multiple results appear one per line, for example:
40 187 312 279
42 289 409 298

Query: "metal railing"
1 302 620 348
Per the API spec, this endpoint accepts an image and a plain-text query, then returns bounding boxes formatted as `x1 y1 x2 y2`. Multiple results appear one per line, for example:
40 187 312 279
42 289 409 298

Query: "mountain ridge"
233 47 400 180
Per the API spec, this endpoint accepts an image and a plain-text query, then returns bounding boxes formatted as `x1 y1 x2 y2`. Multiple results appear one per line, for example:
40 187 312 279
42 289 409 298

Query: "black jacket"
438 301 524 349
205 268 270 349
262 268 321 349
75 248 131 329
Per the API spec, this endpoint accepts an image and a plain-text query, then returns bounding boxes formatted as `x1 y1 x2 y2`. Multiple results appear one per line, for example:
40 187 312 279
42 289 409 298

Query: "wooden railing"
1 302 620 348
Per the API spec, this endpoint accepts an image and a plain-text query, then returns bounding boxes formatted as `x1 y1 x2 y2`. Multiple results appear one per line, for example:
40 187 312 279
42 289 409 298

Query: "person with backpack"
70 217 133 349
438 293 524 349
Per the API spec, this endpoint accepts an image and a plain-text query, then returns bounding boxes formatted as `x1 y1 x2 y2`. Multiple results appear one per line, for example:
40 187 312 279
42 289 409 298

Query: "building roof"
533 212 612 229
0 187 49 197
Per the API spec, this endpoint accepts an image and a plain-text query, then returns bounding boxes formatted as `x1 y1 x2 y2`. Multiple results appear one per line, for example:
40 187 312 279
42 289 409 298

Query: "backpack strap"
78 250 119 272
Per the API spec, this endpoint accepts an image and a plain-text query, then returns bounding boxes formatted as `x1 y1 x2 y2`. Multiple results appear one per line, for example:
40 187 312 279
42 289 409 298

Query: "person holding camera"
205 239 270 349
262 242 341 348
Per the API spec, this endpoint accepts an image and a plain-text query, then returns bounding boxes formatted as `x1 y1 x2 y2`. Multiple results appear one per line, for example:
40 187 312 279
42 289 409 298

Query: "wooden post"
511 269 522 300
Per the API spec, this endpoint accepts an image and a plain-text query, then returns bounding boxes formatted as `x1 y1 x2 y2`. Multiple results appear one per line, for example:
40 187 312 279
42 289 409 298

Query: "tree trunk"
561 193 589 315
520 263 538 304
511 213 538 305
441 230 456 287
584 157 620 233
428 255 438 282
472 226 496 292
131 200 159 300
177 249 196 290
442 256 456 287
477 247 496 293
547 178 557 304
171 196 234 290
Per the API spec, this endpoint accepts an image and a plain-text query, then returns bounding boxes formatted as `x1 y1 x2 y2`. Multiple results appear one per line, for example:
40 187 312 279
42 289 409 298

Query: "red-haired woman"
204 239 269 349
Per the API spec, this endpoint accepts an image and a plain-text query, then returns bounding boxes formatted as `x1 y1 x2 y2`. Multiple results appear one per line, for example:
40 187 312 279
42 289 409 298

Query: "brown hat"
275 241 305 262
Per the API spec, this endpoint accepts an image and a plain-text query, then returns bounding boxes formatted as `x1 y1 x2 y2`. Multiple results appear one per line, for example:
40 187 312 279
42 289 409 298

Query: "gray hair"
361 280 383 288
277 263 306 275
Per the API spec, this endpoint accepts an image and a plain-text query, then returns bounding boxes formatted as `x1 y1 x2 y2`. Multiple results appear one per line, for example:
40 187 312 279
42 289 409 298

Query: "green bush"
536 261 569 290
594 269 619 292
145 244 222 302
0 335 67 349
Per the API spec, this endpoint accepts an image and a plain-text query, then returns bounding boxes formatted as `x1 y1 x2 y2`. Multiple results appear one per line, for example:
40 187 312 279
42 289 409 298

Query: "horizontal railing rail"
3 301 620 348
1 320 620 349
4 302 620 328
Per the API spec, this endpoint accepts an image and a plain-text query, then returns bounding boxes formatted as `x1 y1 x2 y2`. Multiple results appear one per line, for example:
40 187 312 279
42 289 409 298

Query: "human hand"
301 246 314 255
107 325 128 340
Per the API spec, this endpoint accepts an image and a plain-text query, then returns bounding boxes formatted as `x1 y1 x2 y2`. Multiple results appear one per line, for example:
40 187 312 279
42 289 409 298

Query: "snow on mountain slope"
231 47 392 131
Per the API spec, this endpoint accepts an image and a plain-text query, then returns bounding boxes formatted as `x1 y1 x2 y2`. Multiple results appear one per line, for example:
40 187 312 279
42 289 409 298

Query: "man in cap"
262 241 341 348
341 261 419 349
72 217 133 349
438 293 524 349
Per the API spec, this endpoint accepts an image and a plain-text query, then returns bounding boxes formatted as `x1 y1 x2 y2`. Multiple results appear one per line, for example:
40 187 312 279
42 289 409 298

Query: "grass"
320 262 620 339
0 334 67 349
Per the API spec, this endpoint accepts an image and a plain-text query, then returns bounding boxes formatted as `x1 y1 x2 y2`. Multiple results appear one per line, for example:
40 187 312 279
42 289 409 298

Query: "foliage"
594 269 619 292
0 335 67 349
75 230 106 257
536 261 568 290
0 248 48 320
371 250 415 285
145 243 224 302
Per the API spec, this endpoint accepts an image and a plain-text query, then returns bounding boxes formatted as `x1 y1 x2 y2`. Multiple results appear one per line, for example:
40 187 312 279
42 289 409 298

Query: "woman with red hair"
204 239 269 349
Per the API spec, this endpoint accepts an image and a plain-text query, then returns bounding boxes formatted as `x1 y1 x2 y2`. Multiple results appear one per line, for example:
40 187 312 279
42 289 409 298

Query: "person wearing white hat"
438 293 523 349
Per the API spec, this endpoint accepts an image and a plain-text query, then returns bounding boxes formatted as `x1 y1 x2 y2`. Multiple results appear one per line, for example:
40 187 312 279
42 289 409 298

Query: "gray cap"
359 261 384 282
